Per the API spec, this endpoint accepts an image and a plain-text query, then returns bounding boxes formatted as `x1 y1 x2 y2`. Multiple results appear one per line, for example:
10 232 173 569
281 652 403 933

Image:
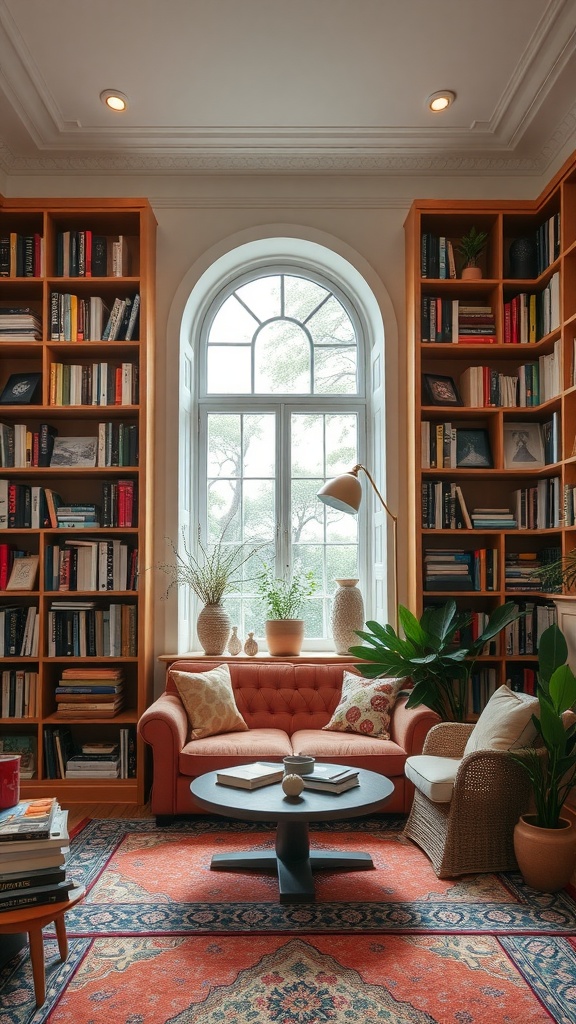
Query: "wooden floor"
62 802 154 831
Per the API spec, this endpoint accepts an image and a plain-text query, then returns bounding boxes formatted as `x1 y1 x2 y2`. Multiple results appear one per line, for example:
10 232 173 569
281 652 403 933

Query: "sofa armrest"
138 693 189 815
390 696 441 755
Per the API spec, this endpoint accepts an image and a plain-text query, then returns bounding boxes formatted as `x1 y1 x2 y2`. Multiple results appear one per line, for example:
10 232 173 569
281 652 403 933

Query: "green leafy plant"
511 622 576 829
456 226 488 267
256 562 317 619
158 528 262 605
348 600 523 722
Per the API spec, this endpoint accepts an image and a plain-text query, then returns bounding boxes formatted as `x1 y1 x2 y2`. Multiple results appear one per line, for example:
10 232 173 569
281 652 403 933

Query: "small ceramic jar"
282 773 304 797
244 632 258 656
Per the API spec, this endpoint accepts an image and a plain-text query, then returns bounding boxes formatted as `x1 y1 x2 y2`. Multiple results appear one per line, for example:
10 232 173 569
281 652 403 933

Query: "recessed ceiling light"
100 90 128 112
427 91 456 112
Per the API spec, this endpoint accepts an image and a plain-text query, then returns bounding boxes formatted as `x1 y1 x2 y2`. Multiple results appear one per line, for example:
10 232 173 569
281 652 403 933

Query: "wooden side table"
0 886 85 1007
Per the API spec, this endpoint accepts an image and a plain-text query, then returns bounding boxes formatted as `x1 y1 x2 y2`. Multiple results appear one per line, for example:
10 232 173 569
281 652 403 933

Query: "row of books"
44 725 136 778
49 291 140 342
421 481 472 530
0 479 137 529
420 234 458 279
512 477 562 530
0 604 39 656
504 548 562 593
0 306 42 339
421 298 496 344
458 344 560 408
0 799 73 913
55 231 133 278
0 234 44 279
530 212 561 276
0 421 138 469
45 539 138 592
47 601 137 659
49 360 138 407
1 671 39 719
503 275 561 343
504 600 558 655
423 547 498 592
467 669 498 717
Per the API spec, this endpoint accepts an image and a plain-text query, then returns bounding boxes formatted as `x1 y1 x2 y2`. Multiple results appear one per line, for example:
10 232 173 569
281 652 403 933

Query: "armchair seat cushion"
405 754 462 803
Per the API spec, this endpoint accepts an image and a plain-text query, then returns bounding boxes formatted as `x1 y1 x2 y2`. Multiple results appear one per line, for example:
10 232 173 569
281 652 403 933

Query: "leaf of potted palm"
512 622 576 892
257 562 317 656
456 226 488 280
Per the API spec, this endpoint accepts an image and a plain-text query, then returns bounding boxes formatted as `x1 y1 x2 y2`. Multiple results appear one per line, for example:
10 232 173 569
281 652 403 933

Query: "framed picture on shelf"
0 372 41 405
6 554 39 591
422 373 462 407
456 428 493 468
503 422 545 469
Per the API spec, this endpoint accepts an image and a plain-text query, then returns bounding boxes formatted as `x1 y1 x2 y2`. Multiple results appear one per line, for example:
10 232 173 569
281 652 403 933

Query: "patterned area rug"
1 816 576 1023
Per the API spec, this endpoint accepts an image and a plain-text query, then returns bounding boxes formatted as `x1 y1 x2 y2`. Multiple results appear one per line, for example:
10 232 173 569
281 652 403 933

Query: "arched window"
176 236 389 654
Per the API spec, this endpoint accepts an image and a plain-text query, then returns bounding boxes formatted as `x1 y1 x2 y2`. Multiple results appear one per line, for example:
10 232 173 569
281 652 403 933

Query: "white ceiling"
1 0 575 177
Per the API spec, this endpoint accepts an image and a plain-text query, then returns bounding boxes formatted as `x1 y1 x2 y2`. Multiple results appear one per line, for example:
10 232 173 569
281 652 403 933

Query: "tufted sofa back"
166 660 359 735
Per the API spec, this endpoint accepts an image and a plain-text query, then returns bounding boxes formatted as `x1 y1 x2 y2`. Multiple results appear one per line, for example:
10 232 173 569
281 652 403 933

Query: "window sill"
158 651 359 665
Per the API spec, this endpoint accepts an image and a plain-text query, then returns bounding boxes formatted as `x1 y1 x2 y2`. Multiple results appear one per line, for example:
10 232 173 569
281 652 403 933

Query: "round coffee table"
190 766 394 903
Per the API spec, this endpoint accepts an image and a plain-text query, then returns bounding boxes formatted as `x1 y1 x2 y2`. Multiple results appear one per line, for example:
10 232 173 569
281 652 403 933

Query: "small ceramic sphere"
282 773 304 797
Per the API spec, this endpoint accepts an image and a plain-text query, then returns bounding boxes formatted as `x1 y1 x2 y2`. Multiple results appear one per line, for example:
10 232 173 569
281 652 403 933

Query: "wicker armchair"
403 721 541 878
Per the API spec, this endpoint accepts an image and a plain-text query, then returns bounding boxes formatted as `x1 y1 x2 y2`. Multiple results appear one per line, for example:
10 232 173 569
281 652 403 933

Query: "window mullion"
277 404 291 574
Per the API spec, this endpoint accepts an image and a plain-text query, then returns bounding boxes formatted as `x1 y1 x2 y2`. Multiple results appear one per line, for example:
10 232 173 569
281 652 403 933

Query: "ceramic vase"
509 236 537 279
227 626 242 656
331 579 365 655
196 603 231 656
513 814 576 892
244 632 258 656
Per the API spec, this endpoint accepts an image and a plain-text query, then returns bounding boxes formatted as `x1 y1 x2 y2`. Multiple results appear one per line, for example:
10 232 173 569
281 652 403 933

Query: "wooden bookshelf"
0 195 156 803
404 150 576 714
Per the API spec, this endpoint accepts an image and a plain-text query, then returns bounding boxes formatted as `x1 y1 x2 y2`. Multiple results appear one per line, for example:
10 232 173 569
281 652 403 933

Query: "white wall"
2 166 566 692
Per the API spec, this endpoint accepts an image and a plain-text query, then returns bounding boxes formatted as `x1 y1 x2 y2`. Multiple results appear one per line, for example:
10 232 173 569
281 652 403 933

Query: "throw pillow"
463 683 539 756
170 664 248 740
322 671 407 740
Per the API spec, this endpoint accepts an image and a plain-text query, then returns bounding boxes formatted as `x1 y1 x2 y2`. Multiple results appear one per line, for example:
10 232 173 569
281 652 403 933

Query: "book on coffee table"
215 762 284 790
302 766 360 794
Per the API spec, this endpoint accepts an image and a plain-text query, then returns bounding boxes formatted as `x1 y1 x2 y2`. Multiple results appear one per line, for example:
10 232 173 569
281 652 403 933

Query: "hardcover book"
0 373 41 405
215 762 284 790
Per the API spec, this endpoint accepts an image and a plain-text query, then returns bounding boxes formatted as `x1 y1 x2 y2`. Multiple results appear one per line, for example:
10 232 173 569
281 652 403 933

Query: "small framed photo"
456 428 493 468
6 554 39 591
0 372 41 405
422 373 462 407
503 421 545 469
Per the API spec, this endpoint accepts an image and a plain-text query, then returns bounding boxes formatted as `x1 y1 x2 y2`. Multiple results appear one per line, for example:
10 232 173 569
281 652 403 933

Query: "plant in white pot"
512 622 576 892
257 562 317 656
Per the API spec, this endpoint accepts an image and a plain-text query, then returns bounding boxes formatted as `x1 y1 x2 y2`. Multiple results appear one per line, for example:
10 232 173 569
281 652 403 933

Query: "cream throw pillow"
170 664 248 740
463 684 539 756
322 671 407 740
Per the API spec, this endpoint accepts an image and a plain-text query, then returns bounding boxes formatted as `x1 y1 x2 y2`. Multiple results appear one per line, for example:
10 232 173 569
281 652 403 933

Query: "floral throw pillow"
170 663 248 740
322 671 408 740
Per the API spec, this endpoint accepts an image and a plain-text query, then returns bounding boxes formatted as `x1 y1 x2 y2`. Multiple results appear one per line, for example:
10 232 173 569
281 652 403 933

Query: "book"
302 773 360 794
6 554 39 591
0 372 41 405
0 879 74 910
215 762 284 790
0 865 66 888
50 436 98 468
0 807 68 851
0 797 58 842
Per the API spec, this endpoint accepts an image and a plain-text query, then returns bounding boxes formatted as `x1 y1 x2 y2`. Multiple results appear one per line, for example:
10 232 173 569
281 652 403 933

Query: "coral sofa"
138 659 439 819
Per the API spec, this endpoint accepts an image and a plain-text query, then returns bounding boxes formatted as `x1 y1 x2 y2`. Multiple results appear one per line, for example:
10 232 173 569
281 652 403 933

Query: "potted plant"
158 529 262 655
348 599 523 722
256 562 317 656
531 551 576 670
456 226 488 280
512 622 576 892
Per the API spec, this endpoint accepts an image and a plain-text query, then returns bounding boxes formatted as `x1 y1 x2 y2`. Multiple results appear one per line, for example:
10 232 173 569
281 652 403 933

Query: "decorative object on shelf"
422 373 462 407
330 579 365 655
503 421 545 469
282 773 304 797
283 755 315 775
157 528 262 656
317 463 398 631
509 236 537 279
511 623 576 891
256 562 317 657
456 226 488 280
244 632 258 656
196 603 231 657
227 626 242 656
455 428 493 468
349 599 523 722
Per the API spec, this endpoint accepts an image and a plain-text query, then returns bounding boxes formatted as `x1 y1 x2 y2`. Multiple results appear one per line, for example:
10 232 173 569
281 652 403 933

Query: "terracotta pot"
513 813 576 892
265 619 304 656
196 603 231 656
461 265 482 280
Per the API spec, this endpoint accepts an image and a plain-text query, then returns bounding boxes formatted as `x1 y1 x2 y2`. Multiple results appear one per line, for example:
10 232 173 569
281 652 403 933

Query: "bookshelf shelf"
0 194 156 802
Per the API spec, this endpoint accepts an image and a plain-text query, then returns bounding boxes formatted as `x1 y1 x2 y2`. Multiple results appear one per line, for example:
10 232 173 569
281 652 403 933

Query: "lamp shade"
317 472 362 514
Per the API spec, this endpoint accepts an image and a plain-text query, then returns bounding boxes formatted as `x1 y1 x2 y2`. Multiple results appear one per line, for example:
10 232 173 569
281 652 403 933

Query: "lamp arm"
351 465 398 525
351 464 399 630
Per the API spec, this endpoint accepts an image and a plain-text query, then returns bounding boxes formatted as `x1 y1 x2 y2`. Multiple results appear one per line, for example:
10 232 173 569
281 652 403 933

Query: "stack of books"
0 307 42 340
471 507 517 529
456 303 496 343
0 798 72 911
65 745 120 779
55 503 101 529
54 666 125 719
423 549 474 591
302 766 359 794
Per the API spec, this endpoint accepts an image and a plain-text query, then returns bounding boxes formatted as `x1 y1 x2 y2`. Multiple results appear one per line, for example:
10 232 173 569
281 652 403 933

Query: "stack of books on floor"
302 766 359 794
54 667 125 718
0 797 73 911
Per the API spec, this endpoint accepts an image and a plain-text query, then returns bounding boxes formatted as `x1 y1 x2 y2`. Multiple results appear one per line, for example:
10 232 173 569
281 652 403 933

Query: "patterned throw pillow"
169 664 248 740
322 671 408 740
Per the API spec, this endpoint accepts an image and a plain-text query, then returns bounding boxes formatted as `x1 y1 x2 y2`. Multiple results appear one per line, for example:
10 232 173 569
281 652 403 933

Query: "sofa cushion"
405 755 462 803
292 729 408 776
463 684 539 756
179 727 292 776
170 663 248 740
322 671 406 739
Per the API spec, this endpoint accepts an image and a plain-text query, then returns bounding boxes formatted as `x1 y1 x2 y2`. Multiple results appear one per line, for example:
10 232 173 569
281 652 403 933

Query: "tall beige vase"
196 603 231 656
331 579 364 655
